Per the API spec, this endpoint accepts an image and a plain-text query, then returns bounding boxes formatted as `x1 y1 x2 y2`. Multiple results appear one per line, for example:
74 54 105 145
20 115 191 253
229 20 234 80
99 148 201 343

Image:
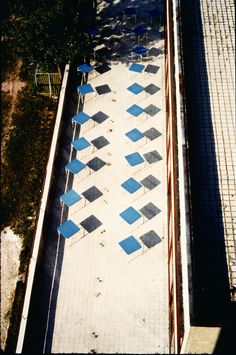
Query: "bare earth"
1 62 26 350
1 61 26 117
1 61 26 160
1 228 22 350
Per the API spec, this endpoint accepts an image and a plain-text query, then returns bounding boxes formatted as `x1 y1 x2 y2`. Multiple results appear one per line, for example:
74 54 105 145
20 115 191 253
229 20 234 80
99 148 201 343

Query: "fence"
35 72 61 97
165 0 193 353
165 1 181 348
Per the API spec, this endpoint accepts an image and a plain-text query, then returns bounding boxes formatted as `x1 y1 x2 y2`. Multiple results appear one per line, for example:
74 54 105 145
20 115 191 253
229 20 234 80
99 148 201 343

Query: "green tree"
2 0 95 69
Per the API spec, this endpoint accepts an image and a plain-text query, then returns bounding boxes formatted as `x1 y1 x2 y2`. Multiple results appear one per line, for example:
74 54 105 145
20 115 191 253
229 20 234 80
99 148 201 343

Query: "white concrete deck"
49 4 169 354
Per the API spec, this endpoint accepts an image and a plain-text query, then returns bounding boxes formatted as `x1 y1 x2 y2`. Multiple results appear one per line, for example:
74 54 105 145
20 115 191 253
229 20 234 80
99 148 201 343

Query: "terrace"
21 0 169 353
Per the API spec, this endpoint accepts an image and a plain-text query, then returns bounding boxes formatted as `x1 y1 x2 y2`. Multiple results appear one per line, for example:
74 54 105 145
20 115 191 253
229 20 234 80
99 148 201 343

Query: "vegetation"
1 0 96 76
1 84 58 353
1 86 57 268
1 1 98 351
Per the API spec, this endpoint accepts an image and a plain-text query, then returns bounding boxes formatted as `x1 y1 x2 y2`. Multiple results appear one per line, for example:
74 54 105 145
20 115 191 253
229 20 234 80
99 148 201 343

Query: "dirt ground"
1 61 26 111
1 62 26 351
1 228 22 350
1 61 26 160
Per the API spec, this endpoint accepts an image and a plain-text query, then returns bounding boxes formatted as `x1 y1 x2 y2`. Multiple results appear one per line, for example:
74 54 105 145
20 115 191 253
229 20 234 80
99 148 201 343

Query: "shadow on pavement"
181 0 232 330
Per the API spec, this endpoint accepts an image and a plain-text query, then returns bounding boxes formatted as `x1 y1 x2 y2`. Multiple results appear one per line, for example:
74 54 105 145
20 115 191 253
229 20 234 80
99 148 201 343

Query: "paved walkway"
182 0 235 323
201 0 236 298
41 1 169 353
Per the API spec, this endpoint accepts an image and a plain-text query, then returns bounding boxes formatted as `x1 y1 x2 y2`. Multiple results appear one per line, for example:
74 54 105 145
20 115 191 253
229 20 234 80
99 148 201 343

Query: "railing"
165 2 179 352
165 0 193 353
35 72 61 97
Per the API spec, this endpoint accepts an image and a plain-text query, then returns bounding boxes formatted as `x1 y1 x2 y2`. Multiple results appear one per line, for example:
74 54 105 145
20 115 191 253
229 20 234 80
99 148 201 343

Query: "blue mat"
58 220 80 238
125 152 144 166
125 128 144 142
60 189 82 206
129 63 145 73
127 104 144 117
132 46 148 56
127 83 144 95
120 206 142 225
72 112 91 125
132 25 147 36
77 83 94 95
77 63 94 74
119 236 142 255
66 159 86 174
72 137 91 151
121 177 142 194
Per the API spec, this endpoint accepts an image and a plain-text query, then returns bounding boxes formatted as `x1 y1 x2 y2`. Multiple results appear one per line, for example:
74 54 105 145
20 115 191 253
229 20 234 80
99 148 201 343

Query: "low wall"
16 64 70 354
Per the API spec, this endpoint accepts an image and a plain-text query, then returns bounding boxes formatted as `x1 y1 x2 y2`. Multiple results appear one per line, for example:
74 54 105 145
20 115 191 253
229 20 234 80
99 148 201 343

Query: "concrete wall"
16 64 70 354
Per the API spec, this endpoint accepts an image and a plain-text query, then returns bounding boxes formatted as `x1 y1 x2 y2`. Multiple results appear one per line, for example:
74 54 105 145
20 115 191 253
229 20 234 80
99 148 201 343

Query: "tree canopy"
2 0 96 69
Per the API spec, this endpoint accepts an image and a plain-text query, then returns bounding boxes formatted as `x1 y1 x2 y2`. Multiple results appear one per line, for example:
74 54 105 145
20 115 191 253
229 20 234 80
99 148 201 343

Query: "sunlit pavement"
50 1 169 353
